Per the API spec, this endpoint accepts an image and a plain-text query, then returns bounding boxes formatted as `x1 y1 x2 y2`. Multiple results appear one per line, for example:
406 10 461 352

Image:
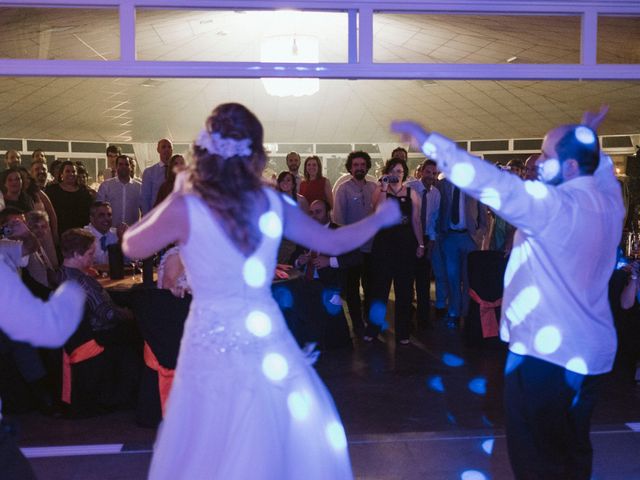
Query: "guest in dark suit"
438 178 488 326
291 200 360 348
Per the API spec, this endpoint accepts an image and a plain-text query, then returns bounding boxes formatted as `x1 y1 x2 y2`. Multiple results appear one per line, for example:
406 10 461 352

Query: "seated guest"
24 211 57 290
83 201 127 266
0 168 34 212
290 200 359 349
55 229 141 414
154 154 186 207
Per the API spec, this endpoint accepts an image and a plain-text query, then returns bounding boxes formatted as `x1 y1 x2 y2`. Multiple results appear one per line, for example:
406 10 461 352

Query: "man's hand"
312 255 330 269
581 105 608 130
390 121 431 150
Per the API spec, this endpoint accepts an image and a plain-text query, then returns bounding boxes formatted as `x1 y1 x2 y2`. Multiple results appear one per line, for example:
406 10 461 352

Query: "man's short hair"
392 146 408 158
555 125 600 175
312 199 332 215
0 207 25 226
31 149 45 159
345 150 372 172
90 201 112 216
421 159 437 169
60 228 95 259
106 145 122 156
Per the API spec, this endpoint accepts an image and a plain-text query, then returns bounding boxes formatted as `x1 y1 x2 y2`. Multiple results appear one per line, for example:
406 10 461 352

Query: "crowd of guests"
0 137 638 422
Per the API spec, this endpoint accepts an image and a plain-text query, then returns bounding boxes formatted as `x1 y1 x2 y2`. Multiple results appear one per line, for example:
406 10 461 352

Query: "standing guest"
285 151 302 189
48 159 62 185
83 202 126 266
104 145 122 180
128 156 141 181
0 247 83 480
299 155 333 208
75 163 97 200
406 159 441 328
141 138 173 215
154 154 186 206
393 106 623 480
97 155 142 226
275 171 308 264
524 154 539 181
333 150 377 336
437 176 488 328
122 102 400 479
1 168 34 212
392 146 408 161
4 150 21 170
30 160 50 190
45 161 94 235
366 157 424 344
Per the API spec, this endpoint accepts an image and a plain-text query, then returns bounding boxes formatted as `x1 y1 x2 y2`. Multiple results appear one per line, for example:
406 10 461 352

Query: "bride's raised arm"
122 193 189 259
281 194 400 256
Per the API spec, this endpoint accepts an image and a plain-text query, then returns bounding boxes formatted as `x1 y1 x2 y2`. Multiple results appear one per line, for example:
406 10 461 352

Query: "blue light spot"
480 187 501 210
505 285 540 326
325 422 347 450
421 141 438 159
575 126 596 144
534 325 562 354
245 311 272 337
505 351 524 375
481 415 494 427
450 163 475 187
442 352 464 367
446 412 457 425
262 353 288 381
481 438 494 455
322 289 343 316
258 211 282 238
287 390 312 420
461 469 487 480
524 181 549 199
368 301 388 331
566 357 588 375
510 342 527 355
468 377 487 395
426 375 445 393
272 286 294 309
243 257 267 288
539 158 560 183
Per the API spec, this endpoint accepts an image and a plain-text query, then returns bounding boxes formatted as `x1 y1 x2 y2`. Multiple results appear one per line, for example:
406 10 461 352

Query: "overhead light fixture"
506 56 518 63
260 35 320 97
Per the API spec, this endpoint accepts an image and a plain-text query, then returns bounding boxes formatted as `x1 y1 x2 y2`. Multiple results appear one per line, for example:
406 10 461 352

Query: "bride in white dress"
123 103 400 480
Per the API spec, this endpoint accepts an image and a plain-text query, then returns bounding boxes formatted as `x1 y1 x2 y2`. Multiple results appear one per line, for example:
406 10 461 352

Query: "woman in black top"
45 161 93 235
0 167 34 212
366 158 424 344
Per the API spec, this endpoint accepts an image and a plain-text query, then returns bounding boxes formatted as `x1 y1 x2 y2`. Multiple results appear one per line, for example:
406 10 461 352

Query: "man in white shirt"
96 155 142 226
392 107 624 480
83 201 125 265
285 151 302 190
406 159 441 328
141 138 173 214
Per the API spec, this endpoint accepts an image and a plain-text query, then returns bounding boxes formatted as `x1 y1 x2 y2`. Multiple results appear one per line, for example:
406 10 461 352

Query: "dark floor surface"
11 314 640 479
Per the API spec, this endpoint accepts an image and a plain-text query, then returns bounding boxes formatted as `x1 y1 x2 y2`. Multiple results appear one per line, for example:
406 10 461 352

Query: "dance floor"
12 316 640 479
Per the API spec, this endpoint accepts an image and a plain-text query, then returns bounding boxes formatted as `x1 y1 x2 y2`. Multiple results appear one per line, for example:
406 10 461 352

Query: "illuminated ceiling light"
260 35 320 97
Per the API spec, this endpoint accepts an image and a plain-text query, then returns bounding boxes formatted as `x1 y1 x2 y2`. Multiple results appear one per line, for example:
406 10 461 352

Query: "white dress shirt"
96 176 142 226
84 224 118 265
406 179 441 240
423 132 625 374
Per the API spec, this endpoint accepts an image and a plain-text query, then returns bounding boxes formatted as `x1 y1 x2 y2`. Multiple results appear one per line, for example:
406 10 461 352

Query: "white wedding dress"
148 188 353 480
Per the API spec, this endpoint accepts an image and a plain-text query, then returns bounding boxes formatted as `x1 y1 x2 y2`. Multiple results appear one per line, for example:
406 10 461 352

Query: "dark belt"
448 228 468 233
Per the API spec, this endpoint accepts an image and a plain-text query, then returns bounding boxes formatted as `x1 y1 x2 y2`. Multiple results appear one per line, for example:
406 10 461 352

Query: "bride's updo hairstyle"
191 103 267 253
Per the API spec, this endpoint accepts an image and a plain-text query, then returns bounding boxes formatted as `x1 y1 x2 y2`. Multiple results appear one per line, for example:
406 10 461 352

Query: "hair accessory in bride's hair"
195 129 253 160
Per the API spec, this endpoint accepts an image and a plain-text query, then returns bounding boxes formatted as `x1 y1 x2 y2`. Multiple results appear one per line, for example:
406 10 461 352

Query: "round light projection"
325 422 347 450
566 357 588 375
262 353 289 381
524 181 549 200
534 326 562 355
468 377 487 396
504 241 532 288
450 163 475 187
245 310 272 337
421 141 438 159
243 257 267 288
461 470 487 480
258 211 282 239
481 439 495 455
575 126 596 145
505 286 541 326
426 375 445 393
511 342 527 355
442 353 465 367
538 158 560 183
479 187 501 210
287 390 312 420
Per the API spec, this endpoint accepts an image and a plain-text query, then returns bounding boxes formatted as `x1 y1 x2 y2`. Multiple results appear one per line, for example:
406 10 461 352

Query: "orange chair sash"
61 340 105 404
469 289 502 338
143 342 175 417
